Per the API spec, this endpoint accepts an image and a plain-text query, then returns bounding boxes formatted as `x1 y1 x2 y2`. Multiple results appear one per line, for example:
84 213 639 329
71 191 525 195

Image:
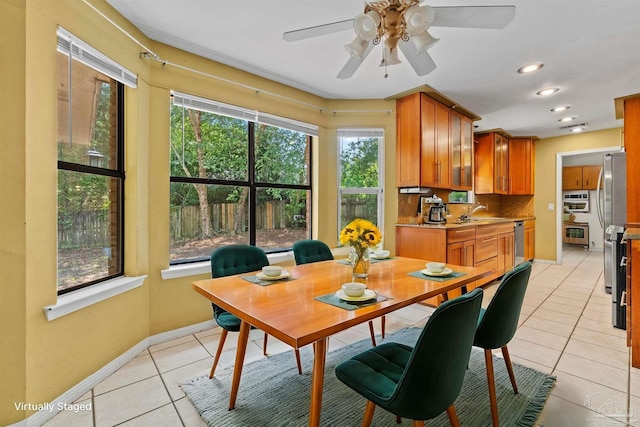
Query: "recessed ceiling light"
558 116 576 122
570 127 584 133
536 88 559 96
517 62 543 73
551 105 570 112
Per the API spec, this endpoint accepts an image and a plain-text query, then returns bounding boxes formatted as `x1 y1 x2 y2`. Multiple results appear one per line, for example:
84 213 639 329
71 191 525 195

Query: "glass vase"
351 247 370 278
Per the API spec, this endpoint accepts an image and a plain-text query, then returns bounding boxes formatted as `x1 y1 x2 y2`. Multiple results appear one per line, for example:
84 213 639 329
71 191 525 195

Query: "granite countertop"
625 227 640 240
396 216 535 230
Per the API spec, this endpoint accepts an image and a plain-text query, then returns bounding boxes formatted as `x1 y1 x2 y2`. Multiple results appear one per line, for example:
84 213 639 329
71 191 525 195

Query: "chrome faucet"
468 204 487 217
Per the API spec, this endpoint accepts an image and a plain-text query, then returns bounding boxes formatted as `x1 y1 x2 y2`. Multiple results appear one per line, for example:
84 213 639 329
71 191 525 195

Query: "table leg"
229 320 250 410
309 337 327 427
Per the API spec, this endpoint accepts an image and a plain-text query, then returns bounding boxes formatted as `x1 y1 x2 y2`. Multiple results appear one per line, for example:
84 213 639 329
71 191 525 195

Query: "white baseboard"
10 319 216 427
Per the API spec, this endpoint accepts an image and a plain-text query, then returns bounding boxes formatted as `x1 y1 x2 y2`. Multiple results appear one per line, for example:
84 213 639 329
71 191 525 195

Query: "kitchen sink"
470 217 506 221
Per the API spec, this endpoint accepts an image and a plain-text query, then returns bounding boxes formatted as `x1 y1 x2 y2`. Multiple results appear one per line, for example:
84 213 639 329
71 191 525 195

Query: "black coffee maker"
428 195 447 223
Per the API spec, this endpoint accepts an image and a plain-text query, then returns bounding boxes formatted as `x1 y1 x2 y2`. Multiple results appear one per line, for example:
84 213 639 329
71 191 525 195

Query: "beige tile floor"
43 246 639 426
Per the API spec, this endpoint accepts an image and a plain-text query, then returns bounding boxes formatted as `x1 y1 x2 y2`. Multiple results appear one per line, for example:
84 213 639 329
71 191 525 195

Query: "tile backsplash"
397 192 534 223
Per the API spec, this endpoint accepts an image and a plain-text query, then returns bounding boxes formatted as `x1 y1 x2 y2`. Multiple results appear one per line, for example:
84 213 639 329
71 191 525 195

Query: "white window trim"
337 129 385 245
161 252 296 280
44 275 146 321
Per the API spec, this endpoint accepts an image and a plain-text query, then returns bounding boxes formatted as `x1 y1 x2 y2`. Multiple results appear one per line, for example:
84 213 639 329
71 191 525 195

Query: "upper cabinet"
474 131 535 195
562 165 601 190
451 111 474 190
509 138 536 195
396 92 475 190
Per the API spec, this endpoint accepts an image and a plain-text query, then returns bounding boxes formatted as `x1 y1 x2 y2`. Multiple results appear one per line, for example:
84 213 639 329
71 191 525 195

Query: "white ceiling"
106 0 640 139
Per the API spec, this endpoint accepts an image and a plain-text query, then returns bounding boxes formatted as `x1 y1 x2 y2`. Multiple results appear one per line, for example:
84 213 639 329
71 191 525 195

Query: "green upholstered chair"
208 244 302 378
473 261 532 427
292 239 382 347
335 288 484 427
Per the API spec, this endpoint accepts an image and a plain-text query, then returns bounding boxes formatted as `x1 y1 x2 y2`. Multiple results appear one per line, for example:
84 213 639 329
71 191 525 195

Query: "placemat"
315 292 392 311
242 275 296 287
408 270 467 282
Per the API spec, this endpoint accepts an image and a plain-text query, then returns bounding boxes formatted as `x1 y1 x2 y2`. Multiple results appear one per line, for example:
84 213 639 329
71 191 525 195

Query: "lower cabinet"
524 219 535 261
396 221 519 306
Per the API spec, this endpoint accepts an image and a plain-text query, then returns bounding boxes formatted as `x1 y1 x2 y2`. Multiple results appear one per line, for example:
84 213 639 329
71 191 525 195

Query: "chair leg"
446 405 460 427
209 329 228 379
396 415 402 423
294 349 302 375
501 345 519 394
362 401 376 427
484 348 500 427
412 420 425 427
381 316 386 339
368 321 377 347
263 332 268 356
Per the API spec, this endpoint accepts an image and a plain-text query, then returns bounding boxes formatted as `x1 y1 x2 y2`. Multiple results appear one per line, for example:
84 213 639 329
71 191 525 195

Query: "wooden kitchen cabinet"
396 92 478 190
395 225 447 262
497 223 515 273
524 219 535 261
446 228 476 299
450 111 473 190
508 138 535 195
582 165 602 189
474 131 509 194
475 132 535 195
396 93 450 188
562 165 602 190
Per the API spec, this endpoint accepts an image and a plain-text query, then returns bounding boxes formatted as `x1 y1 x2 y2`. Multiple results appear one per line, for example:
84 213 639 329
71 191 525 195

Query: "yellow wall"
534 127 623 261
1 1 395 423
1 0 27 421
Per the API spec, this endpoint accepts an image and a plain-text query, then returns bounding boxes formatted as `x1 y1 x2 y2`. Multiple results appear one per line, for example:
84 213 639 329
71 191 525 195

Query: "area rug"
181 327 556 426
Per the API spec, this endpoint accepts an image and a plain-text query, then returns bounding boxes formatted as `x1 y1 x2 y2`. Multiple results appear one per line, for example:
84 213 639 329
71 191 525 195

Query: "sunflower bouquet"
340 219 382 277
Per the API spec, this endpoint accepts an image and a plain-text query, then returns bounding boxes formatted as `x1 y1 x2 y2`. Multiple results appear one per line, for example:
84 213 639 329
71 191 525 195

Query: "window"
338 129 384 242
56 28 135 294
170 92 315 263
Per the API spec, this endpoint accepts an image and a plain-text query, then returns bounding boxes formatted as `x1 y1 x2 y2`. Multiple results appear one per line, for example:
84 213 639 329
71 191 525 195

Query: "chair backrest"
474 261 532 350
292 239 334 265
388 288 484 420
210 244 270 278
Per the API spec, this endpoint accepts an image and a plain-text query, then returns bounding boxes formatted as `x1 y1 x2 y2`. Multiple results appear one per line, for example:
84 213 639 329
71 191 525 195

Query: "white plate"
421 267 453 277
336 289 377 302
256 270 290 280
371 254 390 259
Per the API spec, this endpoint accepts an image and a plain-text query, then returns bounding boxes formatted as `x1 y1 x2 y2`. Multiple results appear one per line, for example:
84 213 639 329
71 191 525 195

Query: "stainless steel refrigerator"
597 151 626 328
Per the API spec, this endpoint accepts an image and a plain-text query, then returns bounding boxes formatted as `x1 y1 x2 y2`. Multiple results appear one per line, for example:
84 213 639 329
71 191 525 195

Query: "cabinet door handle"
621 290 627 306
621 256 628 267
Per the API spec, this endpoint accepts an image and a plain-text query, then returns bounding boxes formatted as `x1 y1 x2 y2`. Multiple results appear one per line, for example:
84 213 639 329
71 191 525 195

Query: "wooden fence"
58 211 110 248
170 201 290 240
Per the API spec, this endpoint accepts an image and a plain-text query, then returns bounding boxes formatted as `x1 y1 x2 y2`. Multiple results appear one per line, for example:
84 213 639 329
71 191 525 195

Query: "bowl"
342 282 366 297
426 262 446 273
374 249 390 258
262 266 282 277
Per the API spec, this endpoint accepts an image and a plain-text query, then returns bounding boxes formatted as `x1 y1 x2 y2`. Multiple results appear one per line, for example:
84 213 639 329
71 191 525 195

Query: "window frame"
169 93 315 264
56 32 128 295
337 129 385 245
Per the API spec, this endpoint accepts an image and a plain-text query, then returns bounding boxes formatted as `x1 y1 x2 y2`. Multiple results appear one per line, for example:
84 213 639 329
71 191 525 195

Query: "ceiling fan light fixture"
412 30 439 53
344 36 370 61
354 10 381 41
404 5 435 36
381 46 402 66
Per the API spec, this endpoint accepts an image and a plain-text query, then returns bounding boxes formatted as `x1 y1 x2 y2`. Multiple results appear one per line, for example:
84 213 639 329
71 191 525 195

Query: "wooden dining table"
192 256 490 427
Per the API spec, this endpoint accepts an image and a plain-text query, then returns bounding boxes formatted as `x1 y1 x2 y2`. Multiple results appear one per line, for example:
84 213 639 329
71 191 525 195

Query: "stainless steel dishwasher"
514 221 525 265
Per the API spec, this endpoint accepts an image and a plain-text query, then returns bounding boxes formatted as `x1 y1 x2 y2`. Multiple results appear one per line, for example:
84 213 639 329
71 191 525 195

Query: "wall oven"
563 190 590 213
563 222 589 247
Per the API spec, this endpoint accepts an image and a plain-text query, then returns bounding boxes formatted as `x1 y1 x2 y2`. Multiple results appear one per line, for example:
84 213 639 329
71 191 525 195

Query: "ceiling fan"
283 1 515 79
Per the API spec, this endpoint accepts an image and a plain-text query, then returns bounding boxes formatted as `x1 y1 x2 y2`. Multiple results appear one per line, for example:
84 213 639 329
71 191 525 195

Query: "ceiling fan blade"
431 5 516 29
336 42 375 80
398 41 437 76
283 19 354 42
